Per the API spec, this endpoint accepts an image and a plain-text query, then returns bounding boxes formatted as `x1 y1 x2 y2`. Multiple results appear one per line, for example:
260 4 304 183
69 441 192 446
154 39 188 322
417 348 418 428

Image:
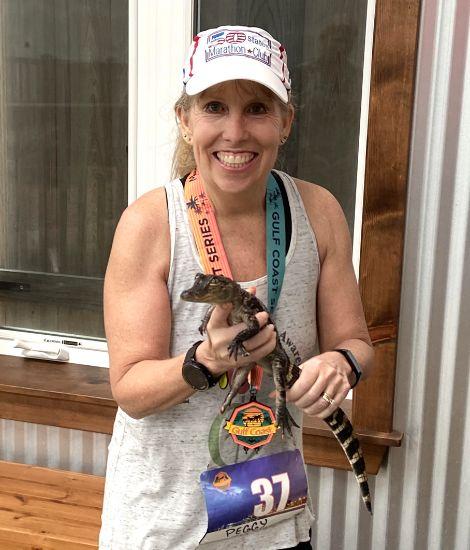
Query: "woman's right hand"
195 304 277 376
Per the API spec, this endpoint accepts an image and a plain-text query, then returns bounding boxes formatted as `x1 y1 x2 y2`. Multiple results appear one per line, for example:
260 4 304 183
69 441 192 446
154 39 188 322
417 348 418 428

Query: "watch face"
183 362 209 390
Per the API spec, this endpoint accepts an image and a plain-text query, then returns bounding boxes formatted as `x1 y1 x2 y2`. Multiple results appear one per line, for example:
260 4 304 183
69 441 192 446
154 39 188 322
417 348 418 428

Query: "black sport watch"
182 341 220 391
335 348 362 388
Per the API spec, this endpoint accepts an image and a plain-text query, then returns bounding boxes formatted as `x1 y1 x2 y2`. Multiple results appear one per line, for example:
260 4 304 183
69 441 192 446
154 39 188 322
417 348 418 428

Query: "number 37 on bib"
199 450 308 544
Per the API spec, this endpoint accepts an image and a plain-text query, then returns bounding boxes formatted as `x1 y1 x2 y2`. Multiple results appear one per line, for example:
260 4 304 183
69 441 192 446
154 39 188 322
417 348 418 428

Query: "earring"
183 133 192 143
281 136 288 144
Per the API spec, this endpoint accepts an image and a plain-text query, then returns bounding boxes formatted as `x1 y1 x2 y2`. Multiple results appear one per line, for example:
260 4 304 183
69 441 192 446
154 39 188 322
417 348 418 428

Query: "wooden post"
353 0 422 432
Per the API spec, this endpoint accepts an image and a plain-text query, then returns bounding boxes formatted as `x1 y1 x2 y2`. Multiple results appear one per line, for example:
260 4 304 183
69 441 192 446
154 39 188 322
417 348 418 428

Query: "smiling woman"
176 81 293 223
99 24 373 550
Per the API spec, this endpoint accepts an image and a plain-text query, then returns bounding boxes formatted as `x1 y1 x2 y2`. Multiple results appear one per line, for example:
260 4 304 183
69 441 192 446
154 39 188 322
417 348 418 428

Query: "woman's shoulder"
108 185 171 280
117 185 169 238
291 177 343 216
290 177 350 263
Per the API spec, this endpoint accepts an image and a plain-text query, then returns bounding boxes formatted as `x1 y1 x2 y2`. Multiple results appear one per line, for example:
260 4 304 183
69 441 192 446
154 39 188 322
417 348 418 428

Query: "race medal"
199 449 308 544
224 401 277 452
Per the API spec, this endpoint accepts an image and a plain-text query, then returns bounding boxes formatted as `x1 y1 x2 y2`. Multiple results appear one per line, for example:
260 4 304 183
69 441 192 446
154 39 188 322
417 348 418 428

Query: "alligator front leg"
227 316 260 360
220 364 253 413
272 355 299 437
199 305 215 335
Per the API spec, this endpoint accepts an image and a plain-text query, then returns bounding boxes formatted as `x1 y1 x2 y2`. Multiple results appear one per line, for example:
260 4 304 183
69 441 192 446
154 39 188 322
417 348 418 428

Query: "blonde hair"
171 82 294 179
171 92 197 179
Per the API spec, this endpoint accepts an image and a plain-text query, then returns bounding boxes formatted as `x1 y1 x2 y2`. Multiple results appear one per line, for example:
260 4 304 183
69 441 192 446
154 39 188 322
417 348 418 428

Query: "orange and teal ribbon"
184 169 286 391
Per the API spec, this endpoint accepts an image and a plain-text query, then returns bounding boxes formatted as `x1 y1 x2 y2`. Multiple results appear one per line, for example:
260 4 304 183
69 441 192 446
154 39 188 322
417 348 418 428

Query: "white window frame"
0 1 194 367
128 0 194 200
353 0 376 278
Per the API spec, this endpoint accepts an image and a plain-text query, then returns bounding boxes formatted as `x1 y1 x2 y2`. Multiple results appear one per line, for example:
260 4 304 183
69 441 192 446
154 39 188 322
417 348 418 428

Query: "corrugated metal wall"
308 0 470 549
0 419 110 476
1 1 469 549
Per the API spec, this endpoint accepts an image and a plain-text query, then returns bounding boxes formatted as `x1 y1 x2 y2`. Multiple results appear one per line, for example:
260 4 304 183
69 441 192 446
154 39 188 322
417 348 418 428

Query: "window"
0 0 128 364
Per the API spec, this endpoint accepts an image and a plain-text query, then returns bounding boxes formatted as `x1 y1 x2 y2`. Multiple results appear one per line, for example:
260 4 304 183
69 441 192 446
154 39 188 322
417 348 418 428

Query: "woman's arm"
287 180 374 419
104 187 189 418
104 188 275 419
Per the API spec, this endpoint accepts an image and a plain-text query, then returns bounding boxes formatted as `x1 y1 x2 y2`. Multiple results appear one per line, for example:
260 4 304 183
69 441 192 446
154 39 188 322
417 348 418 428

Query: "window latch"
0 281 31 292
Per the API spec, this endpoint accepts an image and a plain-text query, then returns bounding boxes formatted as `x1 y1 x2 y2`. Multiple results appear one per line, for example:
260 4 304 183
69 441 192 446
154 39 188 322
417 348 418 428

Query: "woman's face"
178 80 294 196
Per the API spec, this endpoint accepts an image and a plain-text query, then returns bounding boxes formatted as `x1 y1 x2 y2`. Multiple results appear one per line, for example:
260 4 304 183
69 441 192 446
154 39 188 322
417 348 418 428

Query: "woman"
99 25 374 550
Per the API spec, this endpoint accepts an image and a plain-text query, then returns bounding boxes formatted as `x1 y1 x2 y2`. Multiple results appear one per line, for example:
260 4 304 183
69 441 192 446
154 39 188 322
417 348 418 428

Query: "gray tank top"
99 171 320 550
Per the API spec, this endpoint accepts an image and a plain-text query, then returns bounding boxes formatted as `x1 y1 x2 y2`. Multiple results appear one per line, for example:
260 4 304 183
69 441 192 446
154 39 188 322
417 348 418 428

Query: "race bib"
199 449 308 544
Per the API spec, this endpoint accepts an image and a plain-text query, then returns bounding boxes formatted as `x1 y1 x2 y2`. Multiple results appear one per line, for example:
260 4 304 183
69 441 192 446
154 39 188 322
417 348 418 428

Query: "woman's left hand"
286 351 353 419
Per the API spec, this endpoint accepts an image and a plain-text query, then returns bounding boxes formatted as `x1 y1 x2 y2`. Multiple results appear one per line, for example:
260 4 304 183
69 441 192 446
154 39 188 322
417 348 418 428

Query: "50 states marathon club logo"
205 29 273 66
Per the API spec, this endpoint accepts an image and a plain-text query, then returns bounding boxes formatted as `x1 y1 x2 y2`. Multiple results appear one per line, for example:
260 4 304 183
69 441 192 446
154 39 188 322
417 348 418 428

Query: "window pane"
197 0 368 235
0 0 128 339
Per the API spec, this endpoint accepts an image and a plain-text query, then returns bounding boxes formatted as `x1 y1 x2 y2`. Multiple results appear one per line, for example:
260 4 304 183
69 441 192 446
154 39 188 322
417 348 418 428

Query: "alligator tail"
324 407 373 515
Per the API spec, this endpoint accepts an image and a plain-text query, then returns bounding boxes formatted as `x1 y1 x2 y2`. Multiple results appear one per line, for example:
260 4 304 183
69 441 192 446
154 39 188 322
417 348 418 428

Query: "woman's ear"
176 105 191 136
281 104 295 141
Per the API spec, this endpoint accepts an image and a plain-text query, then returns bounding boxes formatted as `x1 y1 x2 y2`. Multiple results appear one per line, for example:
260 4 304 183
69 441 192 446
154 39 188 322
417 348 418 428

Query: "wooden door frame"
303 0 422 472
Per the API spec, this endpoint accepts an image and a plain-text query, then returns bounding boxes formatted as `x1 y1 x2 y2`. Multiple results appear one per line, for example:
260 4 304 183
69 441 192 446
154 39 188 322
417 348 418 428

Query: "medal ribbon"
184 170 232 277
266 172 286 314
184 169 286 391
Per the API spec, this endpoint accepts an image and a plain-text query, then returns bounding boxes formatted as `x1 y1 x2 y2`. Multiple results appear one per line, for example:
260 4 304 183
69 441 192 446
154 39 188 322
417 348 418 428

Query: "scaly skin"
181 273 372 514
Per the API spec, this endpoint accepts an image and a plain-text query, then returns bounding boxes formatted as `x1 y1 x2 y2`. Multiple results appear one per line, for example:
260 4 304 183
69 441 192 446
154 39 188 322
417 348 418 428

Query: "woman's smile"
214 151 258 170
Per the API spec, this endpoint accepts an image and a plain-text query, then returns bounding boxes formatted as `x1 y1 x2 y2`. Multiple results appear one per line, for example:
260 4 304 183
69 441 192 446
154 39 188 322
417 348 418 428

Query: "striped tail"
286 364 372 514
324 407 373 515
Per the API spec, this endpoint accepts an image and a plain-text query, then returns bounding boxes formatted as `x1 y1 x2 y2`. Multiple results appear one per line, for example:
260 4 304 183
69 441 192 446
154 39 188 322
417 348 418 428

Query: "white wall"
307 1 470 548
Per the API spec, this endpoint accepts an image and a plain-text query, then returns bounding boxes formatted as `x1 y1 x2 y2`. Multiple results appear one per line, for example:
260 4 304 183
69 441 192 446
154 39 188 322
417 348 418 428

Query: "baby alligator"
181 273 372 514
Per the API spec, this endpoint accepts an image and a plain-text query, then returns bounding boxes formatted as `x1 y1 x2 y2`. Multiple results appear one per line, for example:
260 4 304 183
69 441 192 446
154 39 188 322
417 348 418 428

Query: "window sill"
0 356 402 474
302 401 403 474
0 355 116 434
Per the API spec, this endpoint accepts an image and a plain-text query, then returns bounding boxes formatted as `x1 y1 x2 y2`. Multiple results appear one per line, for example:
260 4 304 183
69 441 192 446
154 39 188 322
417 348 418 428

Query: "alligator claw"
220 365 251 414
276 407 299 438
227 339 250 361
198 305 215 335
